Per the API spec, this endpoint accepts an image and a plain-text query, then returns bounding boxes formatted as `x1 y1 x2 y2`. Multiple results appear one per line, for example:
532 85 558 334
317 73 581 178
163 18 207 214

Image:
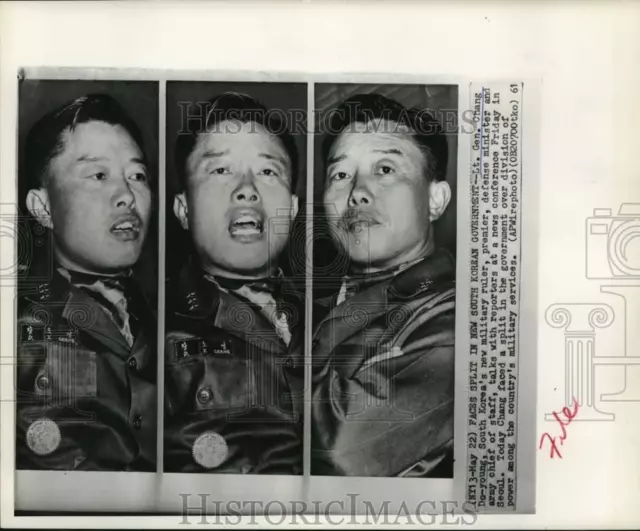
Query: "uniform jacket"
16 268 157 471
164 260 304 474
311 248 456 477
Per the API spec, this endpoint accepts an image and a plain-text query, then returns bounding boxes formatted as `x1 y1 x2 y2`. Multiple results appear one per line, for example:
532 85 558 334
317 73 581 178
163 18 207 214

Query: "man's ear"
291 195 299 219
173 193 189 230
428 180 452 222
26 188 54 229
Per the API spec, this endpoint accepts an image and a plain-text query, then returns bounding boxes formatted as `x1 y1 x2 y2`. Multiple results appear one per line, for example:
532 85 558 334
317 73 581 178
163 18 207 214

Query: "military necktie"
211 274 281 297
205 272 292 346
61 268 139 347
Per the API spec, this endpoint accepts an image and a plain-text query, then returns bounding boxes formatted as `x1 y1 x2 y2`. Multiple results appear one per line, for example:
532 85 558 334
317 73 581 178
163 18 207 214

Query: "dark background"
16 81 457 304
313 83 459 297
17 80 159 301
165 81 308 284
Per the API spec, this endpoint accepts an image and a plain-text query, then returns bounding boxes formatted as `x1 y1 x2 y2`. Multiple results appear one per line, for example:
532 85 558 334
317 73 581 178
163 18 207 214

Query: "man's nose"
113 178 136 209
233 171 260 203
347 175 373 207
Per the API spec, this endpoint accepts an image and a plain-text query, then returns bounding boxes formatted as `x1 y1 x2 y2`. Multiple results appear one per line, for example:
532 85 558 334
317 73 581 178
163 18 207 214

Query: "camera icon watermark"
546 202 640 423
265 202 371 293
0 202 54 286
586 203 640 280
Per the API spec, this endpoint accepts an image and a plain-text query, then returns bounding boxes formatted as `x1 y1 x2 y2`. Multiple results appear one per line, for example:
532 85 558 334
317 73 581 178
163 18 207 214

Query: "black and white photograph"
14 80 159 472
4 75 535 522
7 1 632 527
5 70 537 521
311 84 459 477
163 82 308 474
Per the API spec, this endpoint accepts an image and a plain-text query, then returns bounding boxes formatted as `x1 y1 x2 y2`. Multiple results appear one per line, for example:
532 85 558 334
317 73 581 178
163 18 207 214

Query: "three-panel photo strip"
14 74 464 513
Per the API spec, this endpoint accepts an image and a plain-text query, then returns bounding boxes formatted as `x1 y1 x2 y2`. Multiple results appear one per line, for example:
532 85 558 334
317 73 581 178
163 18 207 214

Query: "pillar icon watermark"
546 202 640 422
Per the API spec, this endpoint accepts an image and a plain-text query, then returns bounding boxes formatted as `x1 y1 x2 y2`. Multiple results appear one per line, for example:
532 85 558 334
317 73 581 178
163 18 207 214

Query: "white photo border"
2 67 539 522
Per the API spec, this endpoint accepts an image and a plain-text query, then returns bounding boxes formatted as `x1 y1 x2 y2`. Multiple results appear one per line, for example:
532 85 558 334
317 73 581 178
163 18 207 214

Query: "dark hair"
24 93 147 192
321 93 448 181
174 92 299 193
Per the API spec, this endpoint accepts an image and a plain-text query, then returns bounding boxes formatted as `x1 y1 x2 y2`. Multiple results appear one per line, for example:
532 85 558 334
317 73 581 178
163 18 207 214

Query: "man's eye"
90 172 107 181
332 171 350 181
131 172 148 182
210 167 229 175
376 165 395 175
259 168 279 177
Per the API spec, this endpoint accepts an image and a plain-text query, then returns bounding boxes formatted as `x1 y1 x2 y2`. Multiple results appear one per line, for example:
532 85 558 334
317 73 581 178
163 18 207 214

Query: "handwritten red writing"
539 397 579 458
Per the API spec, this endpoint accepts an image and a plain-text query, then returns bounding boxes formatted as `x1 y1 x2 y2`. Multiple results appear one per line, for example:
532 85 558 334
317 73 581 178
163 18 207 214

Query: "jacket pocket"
19 341 97 399
46 343 98 399
166 336 256 415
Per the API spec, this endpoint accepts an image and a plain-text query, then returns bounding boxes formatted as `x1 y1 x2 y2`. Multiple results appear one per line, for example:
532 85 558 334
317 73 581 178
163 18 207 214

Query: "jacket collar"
312 247 455 351
316 247 455 308
22 267 148 358
386 247 456 301
172 256 302 356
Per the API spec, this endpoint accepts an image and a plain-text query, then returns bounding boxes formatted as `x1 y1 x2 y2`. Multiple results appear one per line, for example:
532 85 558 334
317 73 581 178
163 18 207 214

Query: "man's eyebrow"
327 153 346 165
76 155 107 163
200 149 229 160
259 153 288 166
76 155 146 166
373 148 404 156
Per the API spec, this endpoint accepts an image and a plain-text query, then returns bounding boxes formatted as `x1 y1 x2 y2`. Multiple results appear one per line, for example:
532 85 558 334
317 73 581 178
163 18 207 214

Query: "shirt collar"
204 268 285 297
174 256 292 319
318 248 455 307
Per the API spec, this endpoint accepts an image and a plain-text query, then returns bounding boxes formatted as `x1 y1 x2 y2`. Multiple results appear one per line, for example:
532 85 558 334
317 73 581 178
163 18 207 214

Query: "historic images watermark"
176 101 477 137
545 203 640 423
178 493 478 526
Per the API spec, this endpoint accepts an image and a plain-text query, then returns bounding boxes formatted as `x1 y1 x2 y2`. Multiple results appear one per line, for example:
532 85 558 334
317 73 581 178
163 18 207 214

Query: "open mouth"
341 212 381 234
110 215 142 241
229 210 265 239
348 219 378 233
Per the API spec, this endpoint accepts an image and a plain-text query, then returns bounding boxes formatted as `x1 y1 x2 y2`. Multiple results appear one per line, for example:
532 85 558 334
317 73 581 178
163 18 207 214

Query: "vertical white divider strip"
156 80 167 475
303 82 315 482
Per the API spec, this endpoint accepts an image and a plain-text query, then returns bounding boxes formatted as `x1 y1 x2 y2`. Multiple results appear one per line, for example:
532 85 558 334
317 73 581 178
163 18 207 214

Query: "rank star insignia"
419 280 433 291
192 431 229 469
26 418 61 456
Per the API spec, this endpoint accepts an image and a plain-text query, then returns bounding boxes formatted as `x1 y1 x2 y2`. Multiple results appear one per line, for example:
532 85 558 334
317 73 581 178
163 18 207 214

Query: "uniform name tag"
175 337 233 360
21 325 76 345
21 324 47 342
211 339 232 355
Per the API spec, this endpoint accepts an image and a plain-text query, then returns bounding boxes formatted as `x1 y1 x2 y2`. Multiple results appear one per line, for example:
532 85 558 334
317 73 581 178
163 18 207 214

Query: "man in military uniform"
16 94 157 471
312 93 455 477
164 92 303 474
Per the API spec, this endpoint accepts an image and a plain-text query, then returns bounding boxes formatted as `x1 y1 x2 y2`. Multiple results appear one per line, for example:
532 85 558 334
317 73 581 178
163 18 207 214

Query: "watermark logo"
545 202 640 424
177 493 478 525
0 203 54 287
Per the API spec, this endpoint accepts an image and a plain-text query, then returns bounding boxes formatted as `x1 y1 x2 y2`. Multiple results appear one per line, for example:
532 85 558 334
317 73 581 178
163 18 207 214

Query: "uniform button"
133 416 142 430
128 357 138 370
197 388 212 404
312 339 320 350
36 375 50 390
